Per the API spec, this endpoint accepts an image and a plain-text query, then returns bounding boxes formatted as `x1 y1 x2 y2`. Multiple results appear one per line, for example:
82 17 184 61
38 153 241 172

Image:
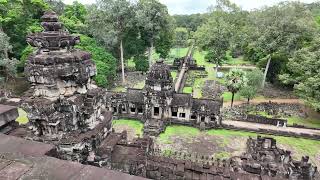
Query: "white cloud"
62 0 319 15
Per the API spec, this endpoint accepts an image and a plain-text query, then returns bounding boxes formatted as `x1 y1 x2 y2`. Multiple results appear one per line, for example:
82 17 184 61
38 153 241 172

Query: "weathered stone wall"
254 102 306 118
223 125 320 140
94 133 319 180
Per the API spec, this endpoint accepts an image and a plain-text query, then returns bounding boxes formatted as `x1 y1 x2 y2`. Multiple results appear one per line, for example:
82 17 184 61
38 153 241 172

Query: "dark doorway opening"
154 107 160 116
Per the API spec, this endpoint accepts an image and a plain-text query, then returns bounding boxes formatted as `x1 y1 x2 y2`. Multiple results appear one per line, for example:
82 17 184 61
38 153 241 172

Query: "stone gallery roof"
127 89 144 104
171 93 192 106
170 94 222 114
192 99 222 113
0 134 147 180
146 59 173 87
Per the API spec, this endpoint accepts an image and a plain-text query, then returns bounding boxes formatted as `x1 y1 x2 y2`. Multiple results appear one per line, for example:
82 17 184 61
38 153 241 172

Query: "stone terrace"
0 133 147 180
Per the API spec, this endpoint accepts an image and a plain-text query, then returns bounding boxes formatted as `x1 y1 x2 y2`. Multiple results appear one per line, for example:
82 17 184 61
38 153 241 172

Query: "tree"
245 2 318 86
136 0 171 68
279 38 320 111
155 27 174 58
225 68 247 107
45 0 65 15
75 35 117 87
194 0 236 74
239 69 264 103
0 0 48 59
172 13 207 32
0 30 18 84
133 55 149 72
174 27 188 57
59 1 87 34
87 0 134 84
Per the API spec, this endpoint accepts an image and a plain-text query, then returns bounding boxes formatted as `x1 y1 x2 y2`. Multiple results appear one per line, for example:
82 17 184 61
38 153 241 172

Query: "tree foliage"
172 14 207 32
87 0 135 83
133 55 149 72
136 0 172 65
225 68 247 107
239 69 264 103
279 38 320 111
0 0 48 59
174 27 188 48
45 0 65 15
75 35 117 87
194 0 236 67
0 30 18 83
59 1 87 34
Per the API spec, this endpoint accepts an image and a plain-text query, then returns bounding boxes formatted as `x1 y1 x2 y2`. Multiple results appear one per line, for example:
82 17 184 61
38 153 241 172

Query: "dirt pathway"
223 98 303 107
223 120 320 135
220 65 257 69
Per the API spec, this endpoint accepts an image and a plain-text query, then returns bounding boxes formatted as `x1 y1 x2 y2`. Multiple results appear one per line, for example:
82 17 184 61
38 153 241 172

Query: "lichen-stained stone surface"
25 11 96 100
21 11 113 163
0 104 19 134
0 134 147 180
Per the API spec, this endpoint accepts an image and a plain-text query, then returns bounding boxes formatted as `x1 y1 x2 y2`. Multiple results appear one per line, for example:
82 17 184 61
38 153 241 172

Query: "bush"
18 45 34 72
133 55 149 72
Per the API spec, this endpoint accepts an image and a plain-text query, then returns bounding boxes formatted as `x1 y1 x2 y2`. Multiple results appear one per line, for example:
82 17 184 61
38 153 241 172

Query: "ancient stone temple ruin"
106 59 223 136
0 10 316 180
22 11 112 161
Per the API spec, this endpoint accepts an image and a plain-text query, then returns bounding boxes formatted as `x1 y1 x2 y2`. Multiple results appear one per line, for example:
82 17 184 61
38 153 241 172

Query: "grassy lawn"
222 92 242 102
224 51 253 66
157 126 320 164
193 78 204 98
152 48 189 65
170 48 188 58
127 58 135 69
286 116 320 129
183 87 193 94
158 125 200 144
112 119 144 137
16 108 29 125
110 86 126 92
171 71 177 81
247 110 320 129
133 81 145 89
209 129 320 161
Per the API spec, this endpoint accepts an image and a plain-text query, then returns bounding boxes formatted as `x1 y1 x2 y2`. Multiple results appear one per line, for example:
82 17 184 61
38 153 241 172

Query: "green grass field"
222 92 242 102
157 125 320 164
133 81 145 89
247 110 320 129
225 51 252 66
110 86 126 92
158 125 201 144
171 71 177 81
112 119 144 137
16 108 29 125
183 87 193 94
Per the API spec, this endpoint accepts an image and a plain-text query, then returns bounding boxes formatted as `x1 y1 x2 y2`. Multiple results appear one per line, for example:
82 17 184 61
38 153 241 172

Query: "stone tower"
25 11 95 99
143 59 174 136
22 11 110 138
144 59 174 119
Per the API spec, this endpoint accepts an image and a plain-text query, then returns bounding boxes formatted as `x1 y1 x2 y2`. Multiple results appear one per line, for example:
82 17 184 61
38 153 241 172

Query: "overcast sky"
62 0 319 15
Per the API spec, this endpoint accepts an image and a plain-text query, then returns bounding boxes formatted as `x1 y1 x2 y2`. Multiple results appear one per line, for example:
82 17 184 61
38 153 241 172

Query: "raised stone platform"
0 133 147 180
0 104 19 134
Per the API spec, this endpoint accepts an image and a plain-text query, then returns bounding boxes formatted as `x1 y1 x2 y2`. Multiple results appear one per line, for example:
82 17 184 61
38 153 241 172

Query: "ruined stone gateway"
1 11 318 180
106 59 223 136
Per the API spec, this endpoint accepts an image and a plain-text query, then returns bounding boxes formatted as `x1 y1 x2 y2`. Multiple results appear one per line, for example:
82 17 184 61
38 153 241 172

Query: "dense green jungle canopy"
0 0 320 111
